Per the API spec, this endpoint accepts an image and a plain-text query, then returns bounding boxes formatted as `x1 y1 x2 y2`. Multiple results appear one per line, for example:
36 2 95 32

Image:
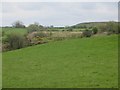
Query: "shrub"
26 31 49 45
2 43 10 52
92 27 98 34
97 21 118 34
2 31 5 37
6 33 26 50
106 21 116 34
82 29 92 37
67 28 73 31
27 24 40 33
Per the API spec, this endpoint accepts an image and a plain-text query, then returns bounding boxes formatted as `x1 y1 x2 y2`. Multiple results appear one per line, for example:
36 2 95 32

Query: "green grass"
2 35 118 88
1 28 27 41
2 28 27 35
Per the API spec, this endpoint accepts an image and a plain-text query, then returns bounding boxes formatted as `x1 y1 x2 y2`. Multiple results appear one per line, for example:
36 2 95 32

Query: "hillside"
2 35 118 88
71 21 118 28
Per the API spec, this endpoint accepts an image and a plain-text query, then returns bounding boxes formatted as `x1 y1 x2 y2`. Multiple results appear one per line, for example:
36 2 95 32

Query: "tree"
12 20 25 28
27 22 44 33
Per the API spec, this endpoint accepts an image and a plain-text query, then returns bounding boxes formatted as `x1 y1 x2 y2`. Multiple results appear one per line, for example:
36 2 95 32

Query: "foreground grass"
2 35 118 88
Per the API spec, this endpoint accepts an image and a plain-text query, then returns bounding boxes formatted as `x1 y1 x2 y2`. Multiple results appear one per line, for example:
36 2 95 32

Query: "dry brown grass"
51 31 83 38
26 31 83 44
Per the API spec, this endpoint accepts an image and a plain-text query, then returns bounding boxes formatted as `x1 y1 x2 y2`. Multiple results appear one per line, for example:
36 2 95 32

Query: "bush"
92 27 98 34
2 31 5 37
27 23 44 33
6 33 26 50
26 31 49 45
27 24 40 33
67 28 73 31
82 29 92 37
97 21 118 34
2 43 10 52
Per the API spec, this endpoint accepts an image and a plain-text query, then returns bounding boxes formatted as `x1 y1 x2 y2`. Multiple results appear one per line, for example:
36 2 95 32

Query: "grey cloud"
2 2 118 26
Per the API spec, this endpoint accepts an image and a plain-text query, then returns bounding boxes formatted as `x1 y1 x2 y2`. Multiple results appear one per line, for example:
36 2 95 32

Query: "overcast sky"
2 2 118 27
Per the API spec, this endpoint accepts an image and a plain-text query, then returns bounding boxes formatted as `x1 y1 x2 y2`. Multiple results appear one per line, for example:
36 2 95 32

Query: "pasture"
2 35 118 88
2 28 27 35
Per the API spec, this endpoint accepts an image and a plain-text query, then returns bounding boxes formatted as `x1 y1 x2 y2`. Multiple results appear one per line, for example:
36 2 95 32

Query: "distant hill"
71 21 118 28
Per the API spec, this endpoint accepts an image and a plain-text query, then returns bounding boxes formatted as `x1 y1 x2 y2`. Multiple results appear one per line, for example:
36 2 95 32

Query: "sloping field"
2 35 118 88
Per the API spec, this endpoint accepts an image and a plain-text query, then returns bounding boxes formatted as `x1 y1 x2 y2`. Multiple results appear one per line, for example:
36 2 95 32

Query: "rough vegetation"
1 21 119 52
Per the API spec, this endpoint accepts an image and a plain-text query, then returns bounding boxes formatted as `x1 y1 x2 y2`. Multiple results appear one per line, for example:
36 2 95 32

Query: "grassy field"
2 28 27 35
2 35 118 88
1 28 27 41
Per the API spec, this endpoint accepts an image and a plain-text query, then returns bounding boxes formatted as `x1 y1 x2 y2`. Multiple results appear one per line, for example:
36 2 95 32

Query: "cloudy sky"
2 2 118 27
